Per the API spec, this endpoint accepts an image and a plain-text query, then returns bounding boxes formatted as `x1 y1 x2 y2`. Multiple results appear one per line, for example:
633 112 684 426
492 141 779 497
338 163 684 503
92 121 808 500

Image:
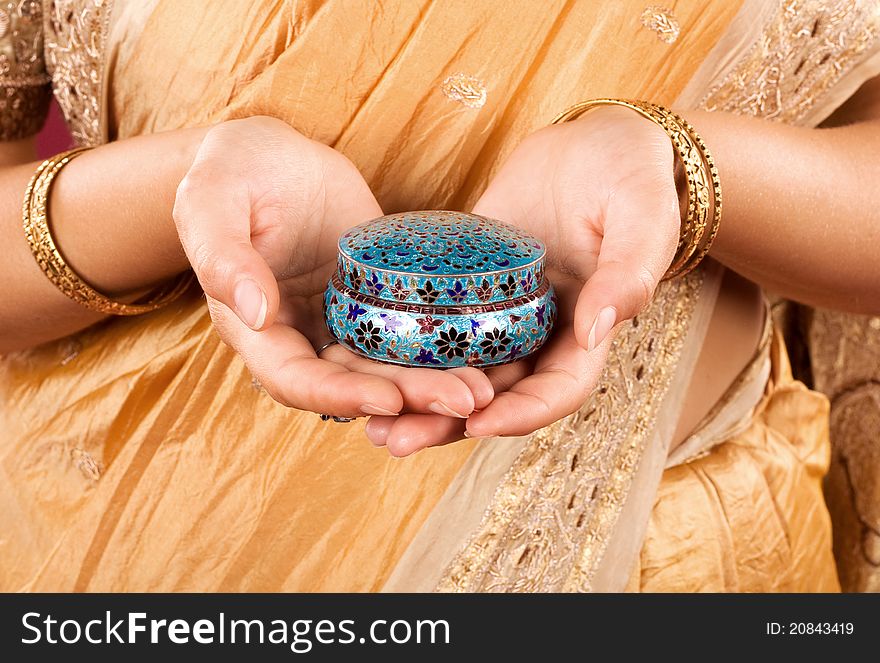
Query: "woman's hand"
366 106 680 455
174 117 492 419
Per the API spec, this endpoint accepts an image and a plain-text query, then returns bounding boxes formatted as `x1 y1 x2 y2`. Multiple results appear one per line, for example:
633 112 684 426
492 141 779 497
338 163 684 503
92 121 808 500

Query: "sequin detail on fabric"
440 73 487 109
701 0 880 124
808 309 880 591
44 0 115 146
640 6 680 44
0 0 51 140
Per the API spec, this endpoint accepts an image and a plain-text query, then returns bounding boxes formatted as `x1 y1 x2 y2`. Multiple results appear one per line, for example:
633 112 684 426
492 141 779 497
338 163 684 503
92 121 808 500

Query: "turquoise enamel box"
323 211 557 368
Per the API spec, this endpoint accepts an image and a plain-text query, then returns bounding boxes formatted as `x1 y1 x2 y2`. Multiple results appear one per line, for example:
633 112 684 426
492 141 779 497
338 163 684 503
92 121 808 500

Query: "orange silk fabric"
629 329 839 592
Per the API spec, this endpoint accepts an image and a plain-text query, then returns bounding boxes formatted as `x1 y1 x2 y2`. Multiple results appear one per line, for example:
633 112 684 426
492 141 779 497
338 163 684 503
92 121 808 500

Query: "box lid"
336 210 546 307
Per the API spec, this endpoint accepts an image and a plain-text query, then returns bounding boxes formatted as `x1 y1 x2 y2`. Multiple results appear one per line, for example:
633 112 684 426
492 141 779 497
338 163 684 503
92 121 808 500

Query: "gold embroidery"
436 273 701 592
440 73 487 109
0 0 51 140
827 387 880 583
0 10 9 39
71 446 101 481
640 6 680 44
0 1 48 81
44 0 115 146
808 308 880 591
701 0 880 124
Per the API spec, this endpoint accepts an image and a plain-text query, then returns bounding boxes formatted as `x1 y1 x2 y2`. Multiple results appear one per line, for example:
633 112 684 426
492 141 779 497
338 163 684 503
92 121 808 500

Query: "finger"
211 301 403 416
382 414 468 457
466 327 611 438
448 367 495 410
174 171 279 331
573 181 679 352
484 359 533 395
364 415 394 447
322 344 478 417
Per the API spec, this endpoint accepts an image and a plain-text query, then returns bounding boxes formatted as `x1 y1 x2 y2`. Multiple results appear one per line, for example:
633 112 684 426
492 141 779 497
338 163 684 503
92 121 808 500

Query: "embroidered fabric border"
701 0 880 123
808 310 880 591
0 0 51 140
436 273 700 592
43 0 114 146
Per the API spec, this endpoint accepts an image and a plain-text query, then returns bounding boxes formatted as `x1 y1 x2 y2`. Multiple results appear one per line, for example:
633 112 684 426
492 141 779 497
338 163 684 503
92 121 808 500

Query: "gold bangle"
629 102 718 278
656 107 722 278
551 98 721 280
22 148 194 316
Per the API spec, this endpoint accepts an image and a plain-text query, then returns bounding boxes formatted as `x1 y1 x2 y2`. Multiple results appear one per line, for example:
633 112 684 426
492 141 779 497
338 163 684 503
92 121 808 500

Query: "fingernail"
587 306 617 351
361 404 399 416
428 400 469 418
463 430 474 438
234 279 267 330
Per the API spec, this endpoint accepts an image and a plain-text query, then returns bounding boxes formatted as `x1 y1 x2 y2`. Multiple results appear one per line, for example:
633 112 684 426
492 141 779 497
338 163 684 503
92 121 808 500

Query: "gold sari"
1 0 878 592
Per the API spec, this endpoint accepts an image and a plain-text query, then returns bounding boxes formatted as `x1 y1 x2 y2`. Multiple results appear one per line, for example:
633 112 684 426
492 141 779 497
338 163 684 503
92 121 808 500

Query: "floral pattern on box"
324 276 556 368
325 211 556 368
337 211 546 306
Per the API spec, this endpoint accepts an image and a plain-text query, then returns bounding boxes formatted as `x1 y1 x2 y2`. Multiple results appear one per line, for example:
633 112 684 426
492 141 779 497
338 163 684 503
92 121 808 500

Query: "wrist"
553 99 720 279
671 109 733 260
47 125 212 296
167 125 213 269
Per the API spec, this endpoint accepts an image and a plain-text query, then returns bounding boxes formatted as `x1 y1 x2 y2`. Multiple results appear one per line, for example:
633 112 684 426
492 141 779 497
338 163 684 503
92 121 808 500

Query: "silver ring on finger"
315 339 339 356
320 414 356 423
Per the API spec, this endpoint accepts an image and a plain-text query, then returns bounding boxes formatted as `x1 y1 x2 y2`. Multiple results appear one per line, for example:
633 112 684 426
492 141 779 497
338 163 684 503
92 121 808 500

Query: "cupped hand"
173 116 492 419
367 106 680 455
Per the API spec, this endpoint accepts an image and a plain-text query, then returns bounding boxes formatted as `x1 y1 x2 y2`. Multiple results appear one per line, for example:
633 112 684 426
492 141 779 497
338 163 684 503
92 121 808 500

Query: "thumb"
173 175 280 331
573 189 678 352
573 260 656 352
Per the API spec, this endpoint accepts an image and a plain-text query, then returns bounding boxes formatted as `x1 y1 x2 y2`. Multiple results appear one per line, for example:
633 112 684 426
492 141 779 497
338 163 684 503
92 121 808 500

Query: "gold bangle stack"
551 98 721 280
22 147 194 316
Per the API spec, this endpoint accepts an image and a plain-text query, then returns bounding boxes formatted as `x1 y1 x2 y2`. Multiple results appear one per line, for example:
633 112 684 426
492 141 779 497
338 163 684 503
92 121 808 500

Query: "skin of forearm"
2 106 878 352
0 126 207 352
686 109 880 314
